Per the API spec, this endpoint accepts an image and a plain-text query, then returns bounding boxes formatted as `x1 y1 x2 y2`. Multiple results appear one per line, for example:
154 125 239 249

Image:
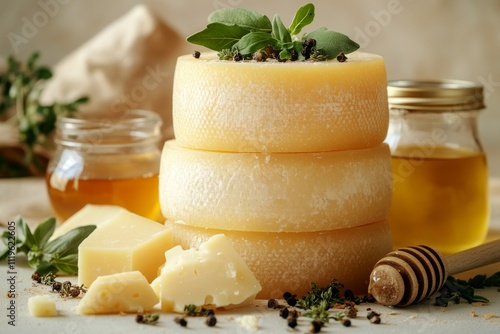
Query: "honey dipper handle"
446 239 500 275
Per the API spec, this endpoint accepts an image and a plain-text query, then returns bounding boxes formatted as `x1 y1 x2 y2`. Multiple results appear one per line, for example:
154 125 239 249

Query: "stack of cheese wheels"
160 51 393 298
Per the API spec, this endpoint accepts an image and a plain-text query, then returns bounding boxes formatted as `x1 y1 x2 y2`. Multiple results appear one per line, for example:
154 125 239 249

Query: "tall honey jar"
386 80 489 254
46 110 163 222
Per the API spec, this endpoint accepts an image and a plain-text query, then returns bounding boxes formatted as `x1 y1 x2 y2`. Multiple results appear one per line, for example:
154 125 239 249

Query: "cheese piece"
150 276 161 300
76 271 158 314
78 210 173 287
160 140 392 232
160 234 262 313
173 52 388 153
50 204 126 240
28 295 57 317
166 220 392 299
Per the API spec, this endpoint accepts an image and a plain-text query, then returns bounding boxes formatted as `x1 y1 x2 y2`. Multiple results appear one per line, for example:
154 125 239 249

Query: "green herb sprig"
434 272 500 307
187 3 359 61
0 52 88 175
0 216 96 275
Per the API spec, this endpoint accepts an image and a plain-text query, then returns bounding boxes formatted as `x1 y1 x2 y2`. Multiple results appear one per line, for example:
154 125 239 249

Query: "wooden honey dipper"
368 239 500 306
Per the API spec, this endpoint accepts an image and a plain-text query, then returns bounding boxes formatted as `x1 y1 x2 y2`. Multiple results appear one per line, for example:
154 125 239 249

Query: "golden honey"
46 110 163 223
46 173 161 222
388 145 489 254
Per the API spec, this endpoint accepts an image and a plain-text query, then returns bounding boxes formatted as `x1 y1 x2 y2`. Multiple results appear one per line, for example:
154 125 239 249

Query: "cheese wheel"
165 220 393 299
173 52 388 153
160 140 392 232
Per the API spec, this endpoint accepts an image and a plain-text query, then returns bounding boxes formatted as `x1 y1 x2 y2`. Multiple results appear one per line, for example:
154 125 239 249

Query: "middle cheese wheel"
160 140 392 232
173 52 388 153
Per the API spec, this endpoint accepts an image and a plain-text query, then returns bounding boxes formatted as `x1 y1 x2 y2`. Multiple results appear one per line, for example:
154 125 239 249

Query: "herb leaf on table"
0 216 95 275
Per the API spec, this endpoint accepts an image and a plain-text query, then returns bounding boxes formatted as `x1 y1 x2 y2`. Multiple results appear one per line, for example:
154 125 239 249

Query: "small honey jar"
46 109 163 222
386 80 489 254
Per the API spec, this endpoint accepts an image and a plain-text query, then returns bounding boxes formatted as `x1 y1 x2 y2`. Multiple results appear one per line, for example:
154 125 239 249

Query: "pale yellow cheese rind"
160 234 261 313
50 204 126 240
78 210 173 287
28 295 57 317
166 220 392 299
173 51 388 153
76 271 158 314
160 140 392 232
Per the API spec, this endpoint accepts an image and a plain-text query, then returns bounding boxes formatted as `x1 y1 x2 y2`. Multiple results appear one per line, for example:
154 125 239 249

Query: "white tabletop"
1 177 500 334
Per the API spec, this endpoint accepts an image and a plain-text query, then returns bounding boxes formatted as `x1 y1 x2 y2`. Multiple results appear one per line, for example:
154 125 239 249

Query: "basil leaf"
51 254 79 275
187 22 250 51
232 32 276 55
272 15 291 44
44 225 96 257
208 8 272 32
16 216 35 252
32 217 56 249
288 3 315 36
306 27 360 59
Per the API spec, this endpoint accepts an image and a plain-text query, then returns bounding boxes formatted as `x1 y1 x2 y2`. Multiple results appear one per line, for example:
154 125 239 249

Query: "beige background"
1 0 499 175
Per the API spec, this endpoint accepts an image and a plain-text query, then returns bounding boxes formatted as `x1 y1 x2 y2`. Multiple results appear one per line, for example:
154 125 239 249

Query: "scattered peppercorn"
288 309 300 319
193 51 201 59
287 317 298 329
364 294 376 303
283 292 292 300
136 313 159 325
233 53 243 61
370 315 381 324
69 286 80 298
268 298 279 309
309 320 323 333
135 314 144 323
206 314 217 327
175 317 188 327
279 307 289 319
303 38 316 48
344 289 355 300
204 308 215 316
32 272 41 283
340 318 352 327
290 50 298 61
253 51 267 62
52 281 62 292
366 310 380 320
337 52 348 62
344 306 357 318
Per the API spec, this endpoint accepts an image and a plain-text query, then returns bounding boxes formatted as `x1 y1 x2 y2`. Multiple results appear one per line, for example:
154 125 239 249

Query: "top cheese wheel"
173 52 388 153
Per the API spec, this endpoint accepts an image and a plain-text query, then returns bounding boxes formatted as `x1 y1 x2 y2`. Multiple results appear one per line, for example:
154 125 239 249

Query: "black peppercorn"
341 318 352 327
267 298 279 309
287 317 298 328
135 314 144 323
290 50 298 61
206 314 217 327
286 295 297 307
279 307 289 319
233 53 243 61
370 315 381 324
344 289 355 300
175 317 188 327
193 51 201 59
204 308 215 316
309 320 323 333
69 286 80 298
32 272 41 283
52 281 62 292
367 310 380 320
337 52 348 62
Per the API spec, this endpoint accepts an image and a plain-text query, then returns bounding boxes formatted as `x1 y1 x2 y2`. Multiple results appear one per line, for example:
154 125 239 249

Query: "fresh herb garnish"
187 3 359 61
0 52 88 175
0 216 96 275
434 272 500 307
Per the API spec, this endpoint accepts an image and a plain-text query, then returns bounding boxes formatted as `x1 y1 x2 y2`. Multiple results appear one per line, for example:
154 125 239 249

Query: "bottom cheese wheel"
165 220 392 299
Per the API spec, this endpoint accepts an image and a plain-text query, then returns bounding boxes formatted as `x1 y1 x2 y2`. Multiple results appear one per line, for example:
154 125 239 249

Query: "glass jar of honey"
386 80 489 254
46 110 163 222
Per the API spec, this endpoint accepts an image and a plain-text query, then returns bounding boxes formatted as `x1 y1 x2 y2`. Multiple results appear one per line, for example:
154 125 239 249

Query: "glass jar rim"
387 79 485 112
55 109 162 148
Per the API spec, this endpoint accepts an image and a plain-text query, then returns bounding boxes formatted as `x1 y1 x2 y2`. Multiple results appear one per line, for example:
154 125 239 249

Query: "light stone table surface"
0 177 499 334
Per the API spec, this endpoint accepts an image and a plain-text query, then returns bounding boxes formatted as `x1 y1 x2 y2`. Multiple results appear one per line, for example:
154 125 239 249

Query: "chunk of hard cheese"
50 204 126 240
166 220 392 299
160 140 392 232
160 234 262 313
78 210 173 287
76 271 158 314
173 52 388 153
28 295 57 317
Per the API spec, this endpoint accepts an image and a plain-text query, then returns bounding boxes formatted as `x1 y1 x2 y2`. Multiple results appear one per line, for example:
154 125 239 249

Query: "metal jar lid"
387 79 485 112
